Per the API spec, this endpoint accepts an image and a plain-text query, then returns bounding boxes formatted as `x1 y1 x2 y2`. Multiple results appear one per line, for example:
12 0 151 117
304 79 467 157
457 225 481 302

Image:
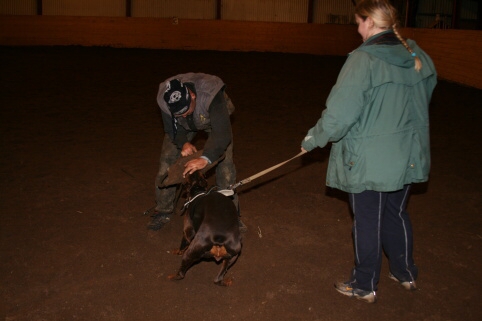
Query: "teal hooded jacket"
302 30 437 193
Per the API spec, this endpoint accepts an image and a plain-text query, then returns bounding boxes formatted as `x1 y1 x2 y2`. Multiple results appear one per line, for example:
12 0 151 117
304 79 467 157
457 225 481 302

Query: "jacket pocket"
342 149 358 171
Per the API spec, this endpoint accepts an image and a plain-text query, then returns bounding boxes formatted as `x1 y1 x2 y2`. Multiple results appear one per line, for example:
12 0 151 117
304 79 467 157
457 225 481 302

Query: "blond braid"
392 24 423 72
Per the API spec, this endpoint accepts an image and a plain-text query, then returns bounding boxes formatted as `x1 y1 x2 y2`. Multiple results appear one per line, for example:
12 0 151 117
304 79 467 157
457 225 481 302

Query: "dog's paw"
215 277 233 286
168 273 184 281
170 249 184 256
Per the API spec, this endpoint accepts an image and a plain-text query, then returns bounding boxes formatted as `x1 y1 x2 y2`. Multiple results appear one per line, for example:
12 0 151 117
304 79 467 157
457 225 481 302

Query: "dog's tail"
213 235 226 244
210 235 228 262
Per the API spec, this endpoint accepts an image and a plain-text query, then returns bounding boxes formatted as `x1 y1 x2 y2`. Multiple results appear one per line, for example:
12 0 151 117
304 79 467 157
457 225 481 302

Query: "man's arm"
202 95 232 162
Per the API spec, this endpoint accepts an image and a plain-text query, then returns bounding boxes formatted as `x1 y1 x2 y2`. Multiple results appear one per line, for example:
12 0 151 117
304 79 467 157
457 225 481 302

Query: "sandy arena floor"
1 46 481 321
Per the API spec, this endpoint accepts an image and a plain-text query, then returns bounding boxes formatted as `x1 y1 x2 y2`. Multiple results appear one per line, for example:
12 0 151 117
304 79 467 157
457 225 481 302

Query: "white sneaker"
388 273 417 291
334 281 377 303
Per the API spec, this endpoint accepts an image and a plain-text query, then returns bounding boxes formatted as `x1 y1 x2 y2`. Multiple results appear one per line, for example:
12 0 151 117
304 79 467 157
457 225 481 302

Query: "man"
148 73 246 232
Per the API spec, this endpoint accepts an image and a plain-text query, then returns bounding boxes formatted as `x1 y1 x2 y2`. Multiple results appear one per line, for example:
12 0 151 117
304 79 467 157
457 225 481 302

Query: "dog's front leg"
170 214 196 256
181 213 196 248
170 237 189 256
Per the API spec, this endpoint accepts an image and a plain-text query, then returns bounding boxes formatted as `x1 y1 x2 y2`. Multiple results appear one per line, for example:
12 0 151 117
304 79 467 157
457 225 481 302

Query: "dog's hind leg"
168 241 209 281
214 253 239 286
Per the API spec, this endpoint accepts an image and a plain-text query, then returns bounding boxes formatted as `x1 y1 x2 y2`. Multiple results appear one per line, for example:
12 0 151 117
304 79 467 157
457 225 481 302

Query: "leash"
229 150 307 190
144 150 306 216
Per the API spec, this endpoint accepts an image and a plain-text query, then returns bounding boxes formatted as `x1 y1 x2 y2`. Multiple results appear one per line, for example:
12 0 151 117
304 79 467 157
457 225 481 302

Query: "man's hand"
181 142 197 157
183 158 209 177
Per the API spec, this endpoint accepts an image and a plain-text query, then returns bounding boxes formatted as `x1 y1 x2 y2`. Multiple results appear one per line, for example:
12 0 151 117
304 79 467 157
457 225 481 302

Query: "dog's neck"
181 186 208 214
189 185 207 198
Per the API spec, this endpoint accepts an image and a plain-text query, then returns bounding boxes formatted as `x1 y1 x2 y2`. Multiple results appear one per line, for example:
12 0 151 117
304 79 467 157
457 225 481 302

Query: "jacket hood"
355 30 416 69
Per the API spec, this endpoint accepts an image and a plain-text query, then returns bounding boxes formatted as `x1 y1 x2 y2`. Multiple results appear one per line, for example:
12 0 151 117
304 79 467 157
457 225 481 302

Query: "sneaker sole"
388 273 417 291
147 215 171 231
334 283 377 303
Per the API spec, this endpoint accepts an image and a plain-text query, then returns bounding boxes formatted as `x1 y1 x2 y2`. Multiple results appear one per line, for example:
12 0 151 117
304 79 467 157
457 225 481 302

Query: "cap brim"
172 105 189 116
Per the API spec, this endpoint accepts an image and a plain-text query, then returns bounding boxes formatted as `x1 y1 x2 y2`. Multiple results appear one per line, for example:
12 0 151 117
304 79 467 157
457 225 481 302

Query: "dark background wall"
1 15 481 89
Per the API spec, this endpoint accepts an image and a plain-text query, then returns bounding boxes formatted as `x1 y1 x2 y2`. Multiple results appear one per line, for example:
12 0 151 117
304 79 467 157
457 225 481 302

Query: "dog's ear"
183 173 193 188
196 171 208 188
199 178 208 188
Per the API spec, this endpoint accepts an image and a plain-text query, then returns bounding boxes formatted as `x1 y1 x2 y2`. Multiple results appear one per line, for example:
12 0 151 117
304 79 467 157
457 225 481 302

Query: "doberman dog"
168 170 242 286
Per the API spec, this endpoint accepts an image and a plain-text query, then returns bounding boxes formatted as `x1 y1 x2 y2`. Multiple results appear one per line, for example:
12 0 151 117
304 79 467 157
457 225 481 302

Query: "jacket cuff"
301 135 316 151
200 155 212 164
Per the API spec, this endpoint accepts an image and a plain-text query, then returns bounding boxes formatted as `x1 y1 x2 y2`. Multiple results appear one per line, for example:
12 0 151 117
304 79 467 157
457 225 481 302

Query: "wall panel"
0 0 37 15
0 0 479 29
0 15 359 55
42 0 125 17
222 0 308 23
131 0 216 19
0 15 481 89
313 0 355 24
402 27 482 89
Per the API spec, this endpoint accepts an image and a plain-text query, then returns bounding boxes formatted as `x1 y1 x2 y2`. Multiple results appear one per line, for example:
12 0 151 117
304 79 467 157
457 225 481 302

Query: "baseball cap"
163 79 191 115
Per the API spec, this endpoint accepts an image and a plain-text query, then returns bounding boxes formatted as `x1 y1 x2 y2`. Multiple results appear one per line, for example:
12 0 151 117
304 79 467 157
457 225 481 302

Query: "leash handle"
230 150 307 190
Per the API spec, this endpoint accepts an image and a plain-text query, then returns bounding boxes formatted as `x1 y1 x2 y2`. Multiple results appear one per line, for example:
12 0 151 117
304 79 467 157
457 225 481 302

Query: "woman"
301 0 437 303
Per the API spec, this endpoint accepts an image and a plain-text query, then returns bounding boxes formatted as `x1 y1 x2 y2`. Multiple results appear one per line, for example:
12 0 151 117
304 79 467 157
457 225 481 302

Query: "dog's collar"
216 189 234 197
182 192 207 210
180 187 235 215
